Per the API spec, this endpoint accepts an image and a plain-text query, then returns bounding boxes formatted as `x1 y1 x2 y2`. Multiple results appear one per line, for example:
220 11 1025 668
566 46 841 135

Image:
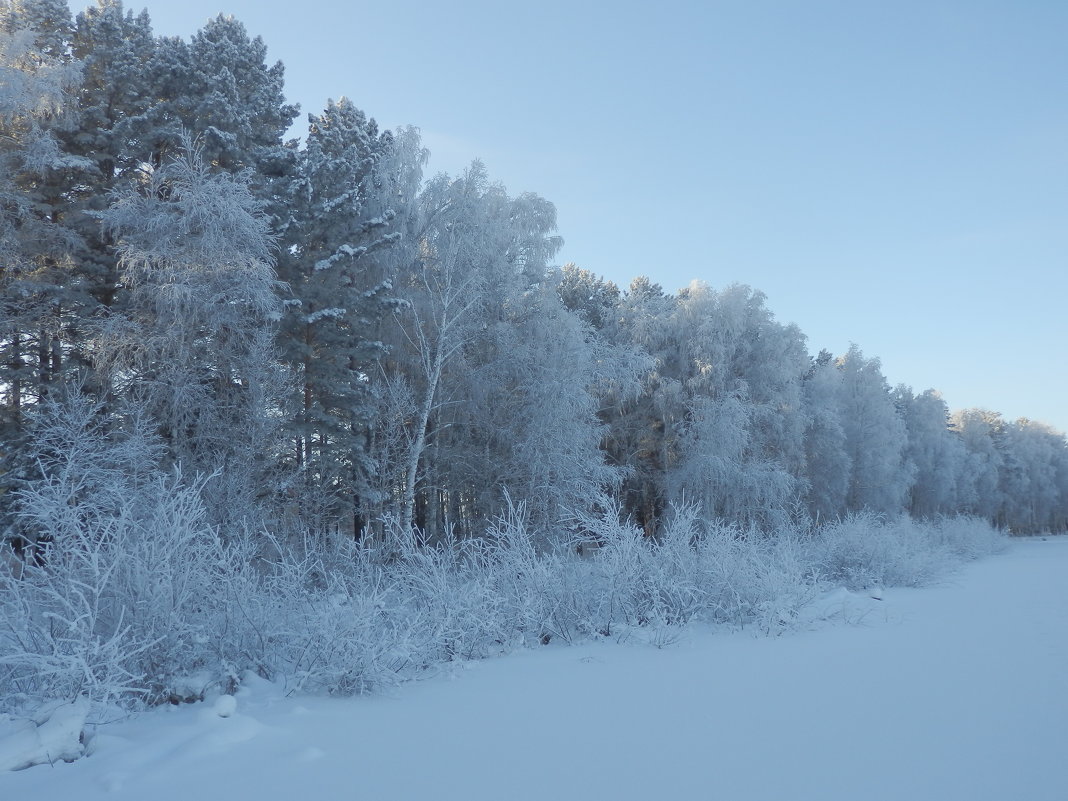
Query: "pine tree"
62 0 155 312
1 0 71 58
555 262 621 331
187 15 297 174
0 1 84 533
125 13 298 205
276 98 405 533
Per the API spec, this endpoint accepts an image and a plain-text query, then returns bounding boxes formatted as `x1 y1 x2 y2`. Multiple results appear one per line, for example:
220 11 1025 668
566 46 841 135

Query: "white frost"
305 307 346 324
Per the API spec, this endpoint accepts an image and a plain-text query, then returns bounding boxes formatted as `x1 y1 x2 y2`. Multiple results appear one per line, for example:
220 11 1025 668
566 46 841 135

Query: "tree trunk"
400 344 443 534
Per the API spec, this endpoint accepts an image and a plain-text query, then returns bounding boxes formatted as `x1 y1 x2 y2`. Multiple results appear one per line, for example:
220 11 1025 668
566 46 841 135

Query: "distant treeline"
2 0 1066 549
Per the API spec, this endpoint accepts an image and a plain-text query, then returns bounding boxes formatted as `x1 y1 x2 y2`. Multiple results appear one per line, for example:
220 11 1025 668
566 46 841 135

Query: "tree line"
2 0 1066 556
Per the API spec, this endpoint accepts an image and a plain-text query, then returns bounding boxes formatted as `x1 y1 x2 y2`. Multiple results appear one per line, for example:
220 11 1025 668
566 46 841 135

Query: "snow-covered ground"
3 537 1066 801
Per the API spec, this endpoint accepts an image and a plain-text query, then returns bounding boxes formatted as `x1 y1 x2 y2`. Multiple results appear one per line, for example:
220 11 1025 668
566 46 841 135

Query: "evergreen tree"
555 262 621 331
126 13 298 202
187 14 297 176
62 0 155 312
0 1 84 534
276 98 406 533
1 0 71 57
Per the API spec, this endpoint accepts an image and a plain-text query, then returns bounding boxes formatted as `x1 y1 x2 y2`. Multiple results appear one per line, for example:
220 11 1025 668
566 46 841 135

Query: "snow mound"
213 695 237 718
793 586 887 627
0 697 89 771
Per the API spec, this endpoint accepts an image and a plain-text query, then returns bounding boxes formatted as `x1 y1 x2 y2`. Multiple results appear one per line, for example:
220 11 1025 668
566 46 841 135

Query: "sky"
139 0 1068 433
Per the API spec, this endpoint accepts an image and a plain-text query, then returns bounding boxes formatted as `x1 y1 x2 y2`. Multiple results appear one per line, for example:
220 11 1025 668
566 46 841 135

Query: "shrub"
0 401 1011 719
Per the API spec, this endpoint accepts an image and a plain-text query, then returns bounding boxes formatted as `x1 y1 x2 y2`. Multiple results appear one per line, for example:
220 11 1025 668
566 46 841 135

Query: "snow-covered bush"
482 503 564 646
226 530 415 696
0 397 234 714
213 516 534 697
1 400 1011 718
931 515 1008 560
813 513 930 588
811 512 1007 590
693 522 817 630
536 503 818 639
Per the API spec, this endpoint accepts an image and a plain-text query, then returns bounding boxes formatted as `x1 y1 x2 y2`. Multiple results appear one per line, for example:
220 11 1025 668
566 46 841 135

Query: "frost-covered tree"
997 419 1065 533
125 12 298 204
186 14 297 176
599 275 679 535
951 408 1005 521
1 0 156 422
61 1 155 309
896 386 965 518
99 145 283 527
0 0 70 55
382 162 620 540
383 163 506 536
836 345 911 514
802 350 851 522
455 278 622 541
0 4 84 533
5 1 160 421
276 98 410 533
0 0 83 383
555 262 621 331
1053 432 1068 532
666 282 809 527
2 0 1065 562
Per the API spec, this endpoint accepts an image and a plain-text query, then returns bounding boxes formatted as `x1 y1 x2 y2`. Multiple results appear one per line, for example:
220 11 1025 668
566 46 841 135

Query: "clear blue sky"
142 0 1068 433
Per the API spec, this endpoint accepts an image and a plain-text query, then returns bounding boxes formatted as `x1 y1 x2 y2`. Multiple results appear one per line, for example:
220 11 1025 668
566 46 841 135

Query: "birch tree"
604 276 680 536
836 345 911 514
666 282 808 527
802 350 851 521
100 144 283 527
390 166 497 535
895 386 965 518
